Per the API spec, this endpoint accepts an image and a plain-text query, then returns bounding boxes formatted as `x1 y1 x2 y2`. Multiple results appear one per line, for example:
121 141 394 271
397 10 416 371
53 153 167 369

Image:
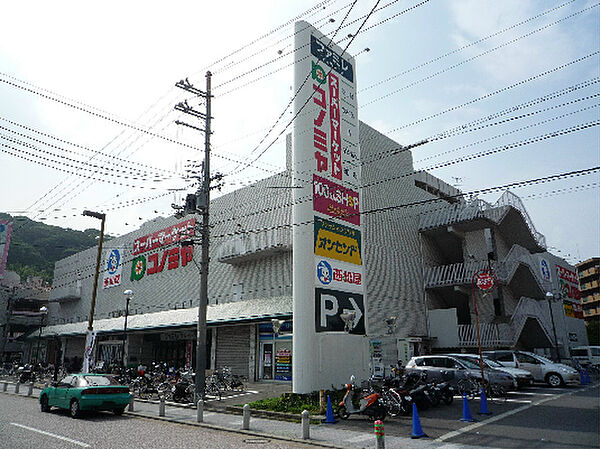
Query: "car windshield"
530 353 553 364
77 375 120 387
482 358 503 368
455 357 480 369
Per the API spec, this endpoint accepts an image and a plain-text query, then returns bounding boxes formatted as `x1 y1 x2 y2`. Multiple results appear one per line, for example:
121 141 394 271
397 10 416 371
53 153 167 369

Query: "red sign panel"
313 174 360 225
133 218 195 256
475 271 496 291
557 264 581 301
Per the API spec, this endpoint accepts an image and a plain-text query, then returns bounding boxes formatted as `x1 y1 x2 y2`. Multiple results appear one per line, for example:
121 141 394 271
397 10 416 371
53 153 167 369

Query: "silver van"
483 350 579 387
571 346 600 367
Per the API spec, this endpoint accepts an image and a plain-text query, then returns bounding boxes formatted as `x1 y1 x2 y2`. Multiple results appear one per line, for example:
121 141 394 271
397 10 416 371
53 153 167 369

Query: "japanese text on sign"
133 218 195 256
314 217 361 265
313 174 360 225
310 34 353 82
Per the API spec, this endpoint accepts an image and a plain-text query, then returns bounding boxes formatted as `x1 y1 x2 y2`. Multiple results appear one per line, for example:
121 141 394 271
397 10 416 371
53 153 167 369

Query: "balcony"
49 282 81 302
429 297 554 349
216 228 291 264
425 253 546 299
419 191 546 252
8 310 47 327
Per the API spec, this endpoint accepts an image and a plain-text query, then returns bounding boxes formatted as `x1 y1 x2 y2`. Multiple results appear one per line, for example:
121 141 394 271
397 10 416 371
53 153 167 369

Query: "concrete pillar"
15 382 20 394
242 404 250 430
196 399 203 423
301 410 310 440
159 395 165 417
27 382 34 396
128 395 135 412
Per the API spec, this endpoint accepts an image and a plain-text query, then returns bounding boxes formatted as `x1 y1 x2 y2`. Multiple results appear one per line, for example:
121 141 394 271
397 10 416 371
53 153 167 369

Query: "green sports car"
39 373 131 418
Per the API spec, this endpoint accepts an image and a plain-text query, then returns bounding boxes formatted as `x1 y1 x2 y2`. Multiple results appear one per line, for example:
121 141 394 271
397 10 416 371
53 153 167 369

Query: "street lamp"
34 306 48 366
546 291 561 362
340 311 356 333
82 210 106 373
385 316 397 335
122 289 133 368
270 319 284 380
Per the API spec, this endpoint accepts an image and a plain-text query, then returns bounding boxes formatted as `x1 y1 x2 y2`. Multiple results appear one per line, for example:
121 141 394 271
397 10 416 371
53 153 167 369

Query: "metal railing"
419 191 546 250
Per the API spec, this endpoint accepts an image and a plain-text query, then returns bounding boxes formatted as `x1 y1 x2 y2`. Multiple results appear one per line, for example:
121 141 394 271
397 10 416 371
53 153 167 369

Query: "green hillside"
0 213 113 284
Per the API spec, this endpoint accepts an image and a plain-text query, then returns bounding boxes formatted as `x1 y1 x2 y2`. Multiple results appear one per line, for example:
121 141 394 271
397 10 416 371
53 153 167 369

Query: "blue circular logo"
317 260 332 285
107 249 120 274
540 259 551 282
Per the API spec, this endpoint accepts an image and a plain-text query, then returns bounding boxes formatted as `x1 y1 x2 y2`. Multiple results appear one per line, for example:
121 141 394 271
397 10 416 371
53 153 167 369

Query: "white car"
483 350 580 387
450 354 534 388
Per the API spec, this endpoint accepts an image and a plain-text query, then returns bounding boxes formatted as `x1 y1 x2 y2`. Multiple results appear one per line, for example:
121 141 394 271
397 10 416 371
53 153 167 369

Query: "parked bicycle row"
1 360 247 404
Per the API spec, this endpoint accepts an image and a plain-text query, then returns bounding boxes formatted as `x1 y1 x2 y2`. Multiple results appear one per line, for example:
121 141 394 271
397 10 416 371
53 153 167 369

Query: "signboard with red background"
556 264 583 319
131 219 195 281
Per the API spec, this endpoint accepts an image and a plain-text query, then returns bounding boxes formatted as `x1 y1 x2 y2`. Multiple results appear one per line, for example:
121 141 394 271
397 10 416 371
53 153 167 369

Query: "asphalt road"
0 394 308 449
331 383 600 448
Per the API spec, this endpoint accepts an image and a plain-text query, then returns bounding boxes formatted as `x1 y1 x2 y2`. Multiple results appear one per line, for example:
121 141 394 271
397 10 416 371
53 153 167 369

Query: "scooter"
338 376 387 421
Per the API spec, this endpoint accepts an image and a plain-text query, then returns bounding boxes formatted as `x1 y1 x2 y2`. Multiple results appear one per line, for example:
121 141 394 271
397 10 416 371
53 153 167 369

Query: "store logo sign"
103 248 122 289
314 217 361 265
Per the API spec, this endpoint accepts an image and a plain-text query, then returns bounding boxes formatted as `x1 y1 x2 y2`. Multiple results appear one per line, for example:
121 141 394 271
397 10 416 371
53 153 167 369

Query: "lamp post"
271 319 284 380
340 312 356 333
34 306 48 365
82 210 106 373
546 291 561 362
122 290 133 368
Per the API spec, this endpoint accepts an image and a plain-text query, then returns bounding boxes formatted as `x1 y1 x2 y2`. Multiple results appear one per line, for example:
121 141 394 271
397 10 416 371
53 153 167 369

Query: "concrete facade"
33 121 587 388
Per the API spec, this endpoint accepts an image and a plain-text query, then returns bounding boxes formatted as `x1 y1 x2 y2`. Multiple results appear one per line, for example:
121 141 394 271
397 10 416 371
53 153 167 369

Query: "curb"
124 410 353 449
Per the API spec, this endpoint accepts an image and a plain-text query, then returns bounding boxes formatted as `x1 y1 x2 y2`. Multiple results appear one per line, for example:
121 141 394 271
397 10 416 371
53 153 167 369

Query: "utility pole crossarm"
174 71 212 401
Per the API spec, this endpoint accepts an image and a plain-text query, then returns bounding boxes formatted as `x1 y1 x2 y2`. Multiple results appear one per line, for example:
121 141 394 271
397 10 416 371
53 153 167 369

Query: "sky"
0 0 598 265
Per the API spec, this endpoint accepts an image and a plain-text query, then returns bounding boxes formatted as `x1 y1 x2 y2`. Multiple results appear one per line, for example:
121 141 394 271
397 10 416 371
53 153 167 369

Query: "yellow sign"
314 217 362 265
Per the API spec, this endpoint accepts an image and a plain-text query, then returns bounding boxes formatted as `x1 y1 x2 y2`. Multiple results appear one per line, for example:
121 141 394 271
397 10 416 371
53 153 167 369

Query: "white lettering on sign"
320 294 339 328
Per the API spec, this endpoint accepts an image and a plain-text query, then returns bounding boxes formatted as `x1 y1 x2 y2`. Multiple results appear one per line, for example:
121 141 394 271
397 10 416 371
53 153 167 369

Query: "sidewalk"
0 379 494 449
128 399 490 449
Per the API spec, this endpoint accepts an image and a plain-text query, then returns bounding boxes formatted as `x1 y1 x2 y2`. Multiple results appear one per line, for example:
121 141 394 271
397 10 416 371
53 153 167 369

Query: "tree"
586 318 599 345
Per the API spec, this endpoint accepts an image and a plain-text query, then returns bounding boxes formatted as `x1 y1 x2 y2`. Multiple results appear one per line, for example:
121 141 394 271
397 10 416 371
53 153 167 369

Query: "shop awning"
38 296 292 338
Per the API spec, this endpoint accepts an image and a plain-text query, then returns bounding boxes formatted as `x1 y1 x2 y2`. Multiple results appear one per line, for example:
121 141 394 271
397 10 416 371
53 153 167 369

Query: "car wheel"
70 399 81 419
113 407 125 416
40 395 51 413
546 373 563 387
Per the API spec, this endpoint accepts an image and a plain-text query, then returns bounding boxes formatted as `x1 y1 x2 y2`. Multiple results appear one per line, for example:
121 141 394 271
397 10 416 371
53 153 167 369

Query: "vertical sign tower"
292 21 369 393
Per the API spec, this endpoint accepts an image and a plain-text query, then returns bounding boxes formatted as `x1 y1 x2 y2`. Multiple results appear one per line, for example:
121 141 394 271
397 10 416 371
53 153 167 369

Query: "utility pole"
82 210 106 373
174 72 213 401
0 286 17 362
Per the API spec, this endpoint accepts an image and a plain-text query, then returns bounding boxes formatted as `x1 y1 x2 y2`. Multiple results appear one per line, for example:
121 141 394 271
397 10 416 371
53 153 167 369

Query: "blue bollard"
459 393 476 422
411 403 428 439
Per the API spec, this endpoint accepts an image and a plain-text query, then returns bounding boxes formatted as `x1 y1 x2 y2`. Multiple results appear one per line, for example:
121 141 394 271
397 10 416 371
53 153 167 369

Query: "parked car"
39 373 131 418
405 355 517 391
449 353 534 388
570 346 600 368
483 350 579 387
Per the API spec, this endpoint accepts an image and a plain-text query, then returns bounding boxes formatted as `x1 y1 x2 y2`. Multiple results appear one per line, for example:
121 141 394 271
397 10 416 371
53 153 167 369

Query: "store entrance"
259 339 292 381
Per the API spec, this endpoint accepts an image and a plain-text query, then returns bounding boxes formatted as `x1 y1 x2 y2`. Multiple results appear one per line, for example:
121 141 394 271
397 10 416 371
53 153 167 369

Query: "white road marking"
436 386 589 442
10 423 90 447
507 391 556 397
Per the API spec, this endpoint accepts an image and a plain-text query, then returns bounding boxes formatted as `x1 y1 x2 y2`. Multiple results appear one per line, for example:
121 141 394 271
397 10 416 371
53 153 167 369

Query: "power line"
385 52 599 136
47 165 600 287
359 0 578 93
361 3 599 107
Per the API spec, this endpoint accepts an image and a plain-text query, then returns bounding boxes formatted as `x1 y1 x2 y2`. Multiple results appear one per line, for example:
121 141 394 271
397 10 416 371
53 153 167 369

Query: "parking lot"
330 382 599 448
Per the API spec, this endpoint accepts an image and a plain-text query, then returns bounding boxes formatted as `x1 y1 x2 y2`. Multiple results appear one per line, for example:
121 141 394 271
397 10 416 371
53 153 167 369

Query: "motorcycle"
338 376 387 421
171 370 195 403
